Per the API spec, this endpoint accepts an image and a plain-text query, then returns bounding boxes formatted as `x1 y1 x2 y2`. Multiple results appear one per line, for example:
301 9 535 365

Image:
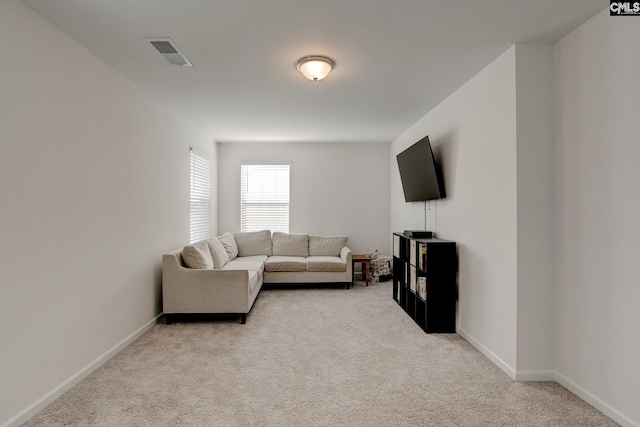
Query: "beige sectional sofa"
162 231 352 324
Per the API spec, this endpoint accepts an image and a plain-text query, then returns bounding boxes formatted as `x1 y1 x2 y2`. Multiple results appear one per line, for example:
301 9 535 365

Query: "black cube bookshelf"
392 232 457 333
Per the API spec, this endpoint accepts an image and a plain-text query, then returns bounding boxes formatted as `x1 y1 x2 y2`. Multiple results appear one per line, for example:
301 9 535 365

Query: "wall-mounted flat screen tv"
396 136 445 202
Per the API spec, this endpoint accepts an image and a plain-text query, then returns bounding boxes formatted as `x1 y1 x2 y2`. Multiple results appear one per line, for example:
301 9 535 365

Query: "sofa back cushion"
272 232 309 257
182 241 214 269
218 232 238 260
309 234 348 256
234 230 273 256
206 238 229 269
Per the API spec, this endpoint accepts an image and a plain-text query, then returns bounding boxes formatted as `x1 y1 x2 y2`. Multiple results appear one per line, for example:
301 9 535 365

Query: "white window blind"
241 164 290 233
190 148 210 243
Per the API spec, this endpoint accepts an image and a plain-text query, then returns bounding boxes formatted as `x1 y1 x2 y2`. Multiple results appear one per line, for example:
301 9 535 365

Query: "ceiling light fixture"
296 55 335 81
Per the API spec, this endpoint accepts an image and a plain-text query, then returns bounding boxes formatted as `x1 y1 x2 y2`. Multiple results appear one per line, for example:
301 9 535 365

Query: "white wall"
218 143 390 255
390 43 559 380
554 10 640 426
391 10 639 425
390 47 519 373
0 1 215 425
514 44 556 375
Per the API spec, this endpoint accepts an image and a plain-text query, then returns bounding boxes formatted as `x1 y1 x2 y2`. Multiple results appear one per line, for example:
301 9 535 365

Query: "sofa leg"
165 314 174 325
239 314 247 324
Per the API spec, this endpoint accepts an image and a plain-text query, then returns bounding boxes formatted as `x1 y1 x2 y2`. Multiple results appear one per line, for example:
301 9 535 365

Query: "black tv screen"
396 136 445 202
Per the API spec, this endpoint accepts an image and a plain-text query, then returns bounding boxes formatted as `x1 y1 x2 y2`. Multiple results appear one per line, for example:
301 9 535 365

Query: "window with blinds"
190 148 210 243
241 164 290 233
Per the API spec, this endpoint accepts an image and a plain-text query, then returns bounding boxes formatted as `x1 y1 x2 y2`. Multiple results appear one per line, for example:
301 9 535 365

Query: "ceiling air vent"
145 37 192 66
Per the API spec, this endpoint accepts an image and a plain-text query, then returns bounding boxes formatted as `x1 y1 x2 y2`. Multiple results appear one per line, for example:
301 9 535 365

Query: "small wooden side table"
352 255 371 286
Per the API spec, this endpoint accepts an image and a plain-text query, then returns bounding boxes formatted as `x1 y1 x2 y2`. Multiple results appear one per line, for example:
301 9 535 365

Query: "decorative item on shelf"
409 266 416 292
393 235 400 258
410 240 416 266
419 244 426 270
418 277 427 299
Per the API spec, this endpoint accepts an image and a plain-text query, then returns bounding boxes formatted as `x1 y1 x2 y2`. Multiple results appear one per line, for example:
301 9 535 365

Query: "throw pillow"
206 238 229 269
218 232 238 260
308 234 348 256
234 230 273 256
272 232 309 257
182 241 214 269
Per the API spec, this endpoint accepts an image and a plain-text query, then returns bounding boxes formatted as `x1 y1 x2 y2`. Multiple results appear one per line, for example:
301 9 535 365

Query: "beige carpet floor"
24 281 617 426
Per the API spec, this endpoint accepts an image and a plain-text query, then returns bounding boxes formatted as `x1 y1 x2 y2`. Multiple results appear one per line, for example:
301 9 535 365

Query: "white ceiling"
22 0 604 144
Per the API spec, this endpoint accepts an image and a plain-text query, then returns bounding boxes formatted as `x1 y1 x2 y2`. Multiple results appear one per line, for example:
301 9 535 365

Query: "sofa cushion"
218 232 238 260
272 232 309 257
306 256 347 272
222 259 265 274
265 256 307 272
206 238 229 269
234 230 272 256
182 241 214 269
308 234 348 256
236 255 269 263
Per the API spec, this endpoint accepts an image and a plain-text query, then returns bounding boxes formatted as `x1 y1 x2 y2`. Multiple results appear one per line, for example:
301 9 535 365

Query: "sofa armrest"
340 246 352 262
162 251 251 314
340 246 352 277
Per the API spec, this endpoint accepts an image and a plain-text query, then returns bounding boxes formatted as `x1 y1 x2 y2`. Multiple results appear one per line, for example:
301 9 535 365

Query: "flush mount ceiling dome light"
296 55 335 81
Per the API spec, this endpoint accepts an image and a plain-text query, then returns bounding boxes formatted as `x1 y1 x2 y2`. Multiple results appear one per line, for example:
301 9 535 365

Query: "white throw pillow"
182 241 214 269
206 238 229 269
234 230 273 256
308 234 348 256
218 232 238 260
272 232 309 257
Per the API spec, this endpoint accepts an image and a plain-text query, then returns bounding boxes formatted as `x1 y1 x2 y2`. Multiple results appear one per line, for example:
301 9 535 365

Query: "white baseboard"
554 371 639 427
1 314 162 427
457 325 517 380
457 326 638 427
514 369 556 381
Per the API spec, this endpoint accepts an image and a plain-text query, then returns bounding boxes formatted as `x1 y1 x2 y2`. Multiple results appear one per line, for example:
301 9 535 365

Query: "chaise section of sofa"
162 243 262 324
